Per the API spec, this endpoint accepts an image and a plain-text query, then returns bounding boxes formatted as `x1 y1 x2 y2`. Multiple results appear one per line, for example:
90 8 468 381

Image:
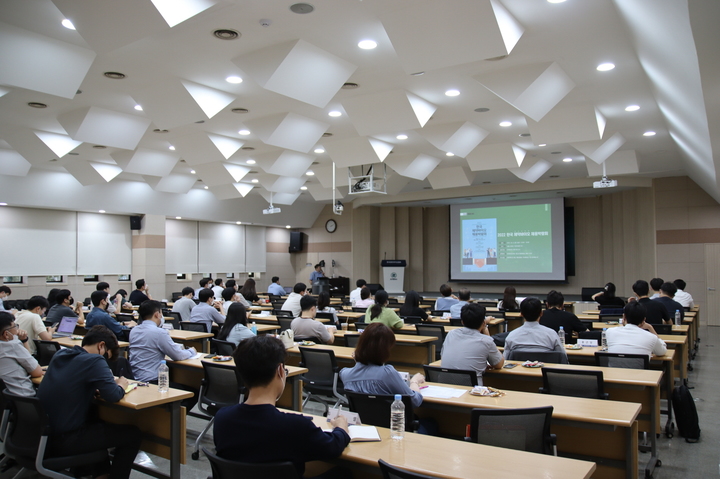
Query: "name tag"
578 339 598 347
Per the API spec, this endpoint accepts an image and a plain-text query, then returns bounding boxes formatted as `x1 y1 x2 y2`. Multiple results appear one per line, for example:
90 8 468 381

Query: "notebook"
52 316 78 338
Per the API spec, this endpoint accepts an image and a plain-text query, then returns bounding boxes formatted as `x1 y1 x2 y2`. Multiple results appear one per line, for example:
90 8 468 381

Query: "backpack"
672 383 700 442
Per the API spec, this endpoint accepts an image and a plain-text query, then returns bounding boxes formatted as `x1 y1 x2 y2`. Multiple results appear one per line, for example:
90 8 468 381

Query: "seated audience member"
214 336 350 478
128 278 152 305
45 289 84 325
129 301 198 408
194 277 212 300
267 276 285 297
354 288 374 309
498 286 521 311
0 311 44 396
291 295 334 344
441 303 503 384
46 288 60 314
540 290 587 334
15 295 54 355
349 279 367 306
592 282 625 308
38 325 141 479
316 291 340 326
673 279 694 308
629 280 670 325
96 282 121 314
209 279 223 301
226 279 238 291
218 303 255 346
398 290 428 321
114 289 133 311
606 302 667 358
434 284 459 310
222 286 250 312
239 278 262 303
503 298 567 362
171 286 196 321
449 288 472 319
189 289 226 332
86 291 136 338
0 285 11 310
654 282 685 323
366 290 403 330
281 283 306 317
649 277 664 299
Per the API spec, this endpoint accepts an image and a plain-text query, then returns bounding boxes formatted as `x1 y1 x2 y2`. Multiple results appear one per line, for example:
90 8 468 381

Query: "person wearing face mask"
0 311 44 397
86 291 137 339
14 295 55 355
45 289 84 325
129 300 198 409
37 325 141 479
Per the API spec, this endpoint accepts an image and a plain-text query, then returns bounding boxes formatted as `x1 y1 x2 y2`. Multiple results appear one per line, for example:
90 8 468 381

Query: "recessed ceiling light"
103 71 126 79
134 105 143 111
597 62 615 71
499 121 512 127
231 108 249 114
396 134 408 140
176 216 182 220
445 89 460 97
213 29 240 40
61 19 76 30
236 221 242 225
238 129 250 135
153 129 169 133
246 159 256 165
341 83 359 89
68 152 79 156
328 111 342 117
322 132 333 137
446 152 455 157
519 133 531 137
27 102 47 108
93 145 107 149
98 210 105 213
547 0 566 3
195 120 204 124
539 143 547 147
300 186 308 190
169 145 175 150
286 225 291 229
241 146 255 150
643 131 656 136
190 170 196 174
562 157 572 162
306 170 315 176
226 76 243 84
314 148 325 154
625 105 640 112
358 40 377 50
251 179 259 183
0 203 7 206
204 186 209 189
290 3 314 14
474 107 490 112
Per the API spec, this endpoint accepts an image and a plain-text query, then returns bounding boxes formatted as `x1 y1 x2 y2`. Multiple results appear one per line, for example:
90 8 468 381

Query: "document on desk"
420 385 468 399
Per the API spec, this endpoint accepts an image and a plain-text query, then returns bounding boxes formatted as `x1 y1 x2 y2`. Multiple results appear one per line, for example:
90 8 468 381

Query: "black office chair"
211 339 236 356
539 368 608 400
202 447 300 479
423 366 477 387
171 292 183 301
163 311 182 329
345 392 418 433
314 312 336 325
180 321 209 333
271 301 286 311
343 334 360 348
506 350 569 364
82 297 91 307
400 316 422 325
354 321 368 331
275 310 294 319
599 308 624 316
298 347 346 413
415 324 445 361
599 313 623 322
468 406 556 456
192 362 244 460
430 310 450 317
106 357 134 380
595 352 650 370
2 392 109 479
578 330 602 342
268 294 282 303
492 331 510 347
278 317 293 333
378 459 436 479
352 307 368 313
33 341 60 367
115 313 135 324
448 317 463 326
653 324 673 335
485 310 506 320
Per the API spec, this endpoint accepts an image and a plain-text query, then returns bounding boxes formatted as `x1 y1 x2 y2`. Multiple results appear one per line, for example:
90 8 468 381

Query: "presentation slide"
450 197 566 282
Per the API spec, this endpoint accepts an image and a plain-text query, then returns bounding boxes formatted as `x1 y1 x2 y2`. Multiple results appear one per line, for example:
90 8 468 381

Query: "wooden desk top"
300 411 596 479
286 343 356 361
397 323 462 333
168 330 214 340
334 331 437 344
336 311 365 319
563 345 675 362
55 336 130 349
249 314 330 323
658 334 688 346
591 322 688 334
249 306 273 311
170 357 307 378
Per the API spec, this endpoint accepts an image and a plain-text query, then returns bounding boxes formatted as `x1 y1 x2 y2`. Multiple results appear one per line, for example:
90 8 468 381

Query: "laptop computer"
52 316 78 338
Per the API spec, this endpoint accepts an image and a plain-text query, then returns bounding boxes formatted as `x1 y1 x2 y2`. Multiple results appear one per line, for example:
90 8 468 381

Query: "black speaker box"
130 216 142 230
289 231 304 253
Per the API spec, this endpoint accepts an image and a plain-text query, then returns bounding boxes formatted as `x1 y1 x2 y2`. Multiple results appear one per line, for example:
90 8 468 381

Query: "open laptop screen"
57 316 78 334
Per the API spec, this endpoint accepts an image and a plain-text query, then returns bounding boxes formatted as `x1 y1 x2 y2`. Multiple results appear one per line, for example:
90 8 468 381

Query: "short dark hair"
199 277 211 287
624 301 646 326
272 276 279 283
520 297 542 321
233 335 287 389
139 300 163 320
226 279 237 289
135 278 146 289
457 288 471 301
314 264 321 269
632 280 649 297
673 279 687 291
181 286 194 296
546 290 564 307
0 311 14 330
293 282 307 294
439 284 452 297
660 282 677 297
91 290 108 307
27 295 49 311
82 325 119 360
360 288 370 300
55 289 72 305
0 286 11 295
460 303 486 329
300 295 317 312
355 323 396 365
199 288 214 303
650 278 664 291
356 279 367 288
222 287 236 301
215 278 223 286
96 282 110 291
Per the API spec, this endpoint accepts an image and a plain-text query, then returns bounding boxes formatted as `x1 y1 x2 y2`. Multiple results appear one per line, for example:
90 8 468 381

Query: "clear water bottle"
390 394 405 440
675 310 681 326
558 326 565 347
158 360 169 393
251 321 257 335
601 328 607 349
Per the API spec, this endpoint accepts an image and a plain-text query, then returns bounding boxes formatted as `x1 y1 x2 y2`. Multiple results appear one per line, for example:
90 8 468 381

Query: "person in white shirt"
212 278 225 301
0 286 11 311
222 286 250 312
14 296 55 355
672 279 694 308
354 288 374 309
171 287 196 322
606 302 667 358
194 277 212 300
280 283 306 317
349 279 366 306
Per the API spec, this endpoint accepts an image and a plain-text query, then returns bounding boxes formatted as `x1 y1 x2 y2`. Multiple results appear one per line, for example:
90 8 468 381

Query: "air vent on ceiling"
103 72 126 79
482 181 491 184
231 108 249 114
474 107 490 113
92 145 107 149
519 133 531 137
550 175 559 178
213 29 240 40
322 132 333 137
195 120 205 124
27 102 47 108
342 82 359 89
153 129 169 134
241 146 255 150
290 3 314 14
67 152 79 156
551 151 562 154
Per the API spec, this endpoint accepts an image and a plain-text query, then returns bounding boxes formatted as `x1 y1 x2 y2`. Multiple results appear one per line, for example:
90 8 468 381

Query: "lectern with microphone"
381 260 406 295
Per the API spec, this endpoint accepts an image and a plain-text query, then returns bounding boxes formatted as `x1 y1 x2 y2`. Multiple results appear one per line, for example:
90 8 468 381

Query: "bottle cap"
161 360 166 365
394 394 402 401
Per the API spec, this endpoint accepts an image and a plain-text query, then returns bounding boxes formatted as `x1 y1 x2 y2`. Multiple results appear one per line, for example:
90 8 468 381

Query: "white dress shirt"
606 323 667 358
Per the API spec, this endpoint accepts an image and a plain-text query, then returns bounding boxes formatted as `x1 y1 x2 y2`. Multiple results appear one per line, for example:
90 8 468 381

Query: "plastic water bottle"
675 310 681 326
601 328 607 349
390 394 405 440
558 326 565 347
251 321 257 335
158 360 169 393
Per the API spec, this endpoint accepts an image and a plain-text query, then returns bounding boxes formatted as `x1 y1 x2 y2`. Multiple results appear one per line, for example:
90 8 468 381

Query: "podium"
312 277 330 296
381 260 406 295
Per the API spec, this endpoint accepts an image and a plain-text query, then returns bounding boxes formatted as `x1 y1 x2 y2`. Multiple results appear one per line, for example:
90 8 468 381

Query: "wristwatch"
20 337 28 343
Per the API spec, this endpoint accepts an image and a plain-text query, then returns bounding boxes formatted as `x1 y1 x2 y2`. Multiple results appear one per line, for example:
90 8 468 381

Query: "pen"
420 385 429 390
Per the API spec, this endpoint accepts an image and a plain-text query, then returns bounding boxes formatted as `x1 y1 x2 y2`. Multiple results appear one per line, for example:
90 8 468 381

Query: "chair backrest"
400 316 422 324
507 350 568 364
83 297 92 307
541 367 606 399
599 313 623 322
271 301 286 311
107 356 135 380
180 321 209 333
419 299 435 307
202 447 300 479
354 321 368 331
599 308 624 315
415 324 445 360
212 339 236 356
314 312 335 322
653 323 673 335
430 310 449 316
449 317 463 326
423 365 477 387
33 340 60 367
298 347 338 387
275 310 294 319
345 392 416 432
352 307 368 313
200 362 243 415
343 334 361 348
578 330 602 341
164 311 182 329
268 294 282 302
115 313 135 323
2 391 45 459
171 291 183 301
278 317 293 333
470 406 555 455
485 310 506 319
378 459 437 479
594 352 650 369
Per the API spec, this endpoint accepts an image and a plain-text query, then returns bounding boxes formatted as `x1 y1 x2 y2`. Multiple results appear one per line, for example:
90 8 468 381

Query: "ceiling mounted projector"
263 206 281 215
593 176 618 188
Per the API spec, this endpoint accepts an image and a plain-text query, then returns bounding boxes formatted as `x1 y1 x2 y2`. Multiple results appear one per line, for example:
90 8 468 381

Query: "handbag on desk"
279 329 294 349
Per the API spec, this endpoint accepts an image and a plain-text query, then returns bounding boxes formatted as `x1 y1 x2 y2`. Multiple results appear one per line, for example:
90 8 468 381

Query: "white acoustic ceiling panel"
268 176 306 194
129 80 212 130
526 104 606 145
246 113 329 153
259 150 315 178
314 164 350 189
90 162 122 182
194 162 250 186
427 166 474 189
385 153 441 181
111 148 180 176
33 131 83 158
1 126 63 165
63 161 110 186
172 132 230 166
0 86 10 98
181 81 236 119
150 0 220 28
466 143 526 171
233 39 357 108
508 157 552 183
384 172 411 196
208 184 246 201
341 90 436 137
419 122 489 158
57 107 152 150
307 185 344 201
144 174 197 194
0 150 32 177
324 137 393 168
207 134 244 159
0 22 95 99
571 132 626 165
474 62 575 122
586 150 639 176
259 190 301 206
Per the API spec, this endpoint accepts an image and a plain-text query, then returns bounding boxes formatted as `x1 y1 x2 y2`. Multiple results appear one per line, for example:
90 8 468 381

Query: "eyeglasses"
1 325 18 335
284 367 289 376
